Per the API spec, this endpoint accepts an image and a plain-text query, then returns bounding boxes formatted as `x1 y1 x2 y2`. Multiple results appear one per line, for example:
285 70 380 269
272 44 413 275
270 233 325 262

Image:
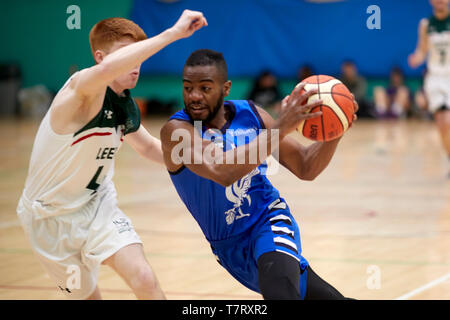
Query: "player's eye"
202 87 211 92
184 86 192 92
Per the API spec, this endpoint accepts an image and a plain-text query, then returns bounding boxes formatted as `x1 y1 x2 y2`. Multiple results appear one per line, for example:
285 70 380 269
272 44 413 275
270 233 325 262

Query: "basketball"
296 75 355 142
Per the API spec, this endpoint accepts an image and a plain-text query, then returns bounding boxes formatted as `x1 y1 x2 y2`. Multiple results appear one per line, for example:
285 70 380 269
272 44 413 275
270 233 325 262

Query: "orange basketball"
296 75 354 142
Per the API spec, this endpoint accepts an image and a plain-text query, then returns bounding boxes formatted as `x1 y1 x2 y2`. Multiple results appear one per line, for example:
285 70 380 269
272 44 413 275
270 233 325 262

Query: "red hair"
89 17 147 57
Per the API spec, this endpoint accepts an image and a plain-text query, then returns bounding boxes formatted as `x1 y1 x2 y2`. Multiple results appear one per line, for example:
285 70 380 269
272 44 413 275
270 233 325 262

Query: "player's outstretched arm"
160 85 322 186
408 18 429 68
258 95 358 181
124 125 164 164
72 10 208 98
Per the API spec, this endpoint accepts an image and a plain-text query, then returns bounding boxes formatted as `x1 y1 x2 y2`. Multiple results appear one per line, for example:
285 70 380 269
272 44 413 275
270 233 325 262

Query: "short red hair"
89 17 147 57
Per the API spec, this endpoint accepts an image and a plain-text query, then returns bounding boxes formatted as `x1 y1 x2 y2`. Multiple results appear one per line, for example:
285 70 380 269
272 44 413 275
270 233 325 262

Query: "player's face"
103 38 141 90
431 0 449 11
342 63 356 79
182 65 230 122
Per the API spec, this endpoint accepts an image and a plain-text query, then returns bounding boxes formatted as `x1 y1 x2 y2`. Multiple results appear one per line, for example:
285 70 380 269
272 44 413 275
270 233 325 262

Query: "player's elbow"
212 172 235 187
300 173 317 181
208 166 238 187
216 178 232 187
298 166 320 181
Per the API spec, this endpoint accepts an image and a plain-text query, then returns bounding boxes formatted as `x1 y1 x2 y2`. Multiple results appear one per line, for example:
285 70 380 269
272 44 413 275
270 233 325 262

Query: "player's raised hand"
274 83 323 139
408 53 424 69
171 10 208 40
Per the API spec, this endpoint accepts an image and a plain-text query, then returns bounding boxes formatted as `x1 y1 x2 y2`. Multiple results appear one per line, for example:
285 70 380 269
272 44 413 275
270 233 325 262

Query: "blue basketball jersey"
169 100 284 241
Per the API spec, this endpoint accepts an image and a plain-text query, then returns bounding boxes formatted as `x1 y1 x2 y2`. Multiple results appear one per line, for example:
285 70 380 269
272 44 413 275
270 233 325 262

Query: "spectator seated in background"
414 87 430 119
247 70 282 111
339 60 375 118
411 68 432 120
373 67 412 119
297 64 314 82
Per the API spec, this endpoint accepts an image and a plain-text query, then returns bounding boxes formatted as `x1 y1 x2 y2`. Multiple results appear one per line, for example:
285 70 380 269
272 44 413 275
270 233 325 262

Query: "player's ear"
94 50 105 64
223 80 232 97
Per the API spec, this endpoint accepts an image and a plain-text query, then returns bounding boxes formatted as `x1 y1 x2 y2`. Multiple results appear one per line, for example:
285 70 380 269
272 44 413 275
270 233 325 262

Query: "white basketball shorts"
16 184 142 299
424 74 450 113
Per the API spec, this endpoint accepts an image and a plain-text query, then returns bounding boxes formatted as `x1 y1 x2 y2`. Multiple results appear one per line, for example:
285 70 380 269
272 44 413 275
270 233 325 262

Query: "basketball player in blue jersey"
160 49 358 299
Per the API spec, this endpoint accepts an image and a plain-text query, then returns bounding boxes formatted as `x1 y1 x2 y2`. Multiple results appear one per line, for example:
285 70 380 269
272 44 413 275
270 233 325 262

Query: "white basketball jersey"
426 14 450 76
20 82 141 219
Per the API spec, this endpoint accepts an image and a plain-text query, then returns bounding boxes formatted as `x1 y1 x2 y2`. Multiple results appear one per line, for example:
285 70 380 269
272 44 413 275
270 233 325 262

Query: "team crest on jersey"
224 168 259 225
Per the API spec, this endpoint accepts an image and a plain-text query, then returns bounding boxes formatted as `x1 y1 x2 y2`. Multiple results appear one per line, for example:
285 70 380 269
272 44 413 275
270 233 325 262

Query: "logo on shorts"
224 168 259 225
113 218 132 234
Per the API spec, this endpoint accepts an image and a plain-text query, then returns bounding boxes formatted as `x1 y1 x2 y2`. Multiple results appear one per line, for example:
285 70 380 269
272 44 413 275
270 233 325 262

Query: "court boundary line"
395 272 450 300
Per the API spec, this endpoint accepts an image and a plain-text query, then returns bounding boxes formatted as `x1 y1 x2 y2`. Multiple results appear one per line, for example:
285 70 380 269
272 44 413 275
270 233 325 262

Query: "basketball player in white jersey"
409 0 450 177
16 10 207 299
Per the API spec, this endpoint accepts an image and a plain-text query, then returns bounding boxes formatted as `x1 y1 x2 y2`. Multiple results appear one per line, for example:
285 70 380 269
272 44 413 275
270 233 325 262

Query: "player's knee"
259 274 300 300
130 266 158 292
257 251 301 300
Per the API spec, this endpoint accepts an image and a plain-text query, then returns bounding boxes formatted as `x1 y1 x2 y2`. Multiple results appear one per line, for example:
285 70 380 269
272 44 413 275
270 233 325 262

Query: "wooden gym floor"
0 116 449 300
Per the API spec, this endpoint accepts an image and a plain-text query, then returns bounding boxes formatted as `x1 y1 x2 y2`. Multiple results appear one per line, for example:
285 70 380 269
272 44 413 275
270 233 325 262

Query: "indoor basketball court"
1 117 449 300
1 0 449 301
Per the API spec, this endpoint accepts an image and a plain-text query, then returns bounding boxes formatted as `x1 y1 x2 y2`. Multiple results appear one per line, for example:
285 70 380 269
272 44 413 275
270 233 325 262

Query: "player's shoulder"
420 17 430 24
228 99 253 108
61 68 90 90
415 17 430 37
161 115 192 136
248 101 266 116
53 69 105 105
50 72 83 106
169 108 190 121
418 17 430 30
54 69 89 100
228 99 260 116
61 66 108 97
246 101 274 128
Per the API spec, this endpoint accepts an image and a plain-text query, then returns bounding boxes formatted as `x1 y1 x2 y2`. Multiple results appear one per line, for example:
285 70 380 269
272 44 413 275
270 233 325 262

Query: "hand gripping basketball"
275 83 323 140
296 75 357 142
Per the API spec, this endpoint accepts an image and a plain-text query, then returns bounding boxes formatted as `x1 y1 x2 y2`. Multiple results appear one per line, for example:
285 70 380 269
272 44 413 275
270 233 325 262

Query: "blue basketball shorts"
209 198 309 299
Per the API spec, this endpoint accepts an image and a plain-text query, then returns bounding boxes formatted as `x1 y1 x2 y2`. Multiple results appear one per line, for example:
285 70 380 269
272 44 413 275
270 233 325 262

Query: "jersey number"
86 166 104 194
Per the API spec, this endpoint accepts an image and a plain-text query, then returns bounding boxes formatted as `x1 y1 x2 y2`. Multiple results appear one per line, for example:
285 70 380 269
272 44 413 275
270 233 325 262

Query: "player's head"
89 17 147 89
390 66 404 87
430 0 449 11
182 49 231 122
341 60 357 79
